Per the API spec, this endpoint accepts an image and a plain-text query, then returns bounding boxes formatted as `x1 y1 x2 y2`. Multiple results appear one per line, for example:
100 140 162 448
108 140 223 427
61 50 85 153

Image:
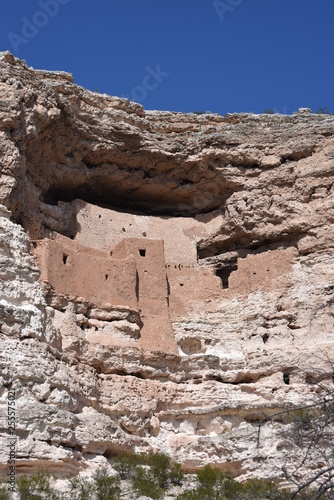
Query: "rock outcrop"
1 51 334 482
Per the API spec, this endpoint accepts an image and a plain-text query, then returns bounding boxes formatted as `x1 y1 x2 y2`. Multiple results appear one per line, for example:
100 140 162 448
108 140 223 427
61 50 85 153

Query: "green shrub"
111 451 147 479
148 452 171 488
16 470 59 500
177 488 212 499
169 462 185 486
178 474 315 499
131 466 164 499
68 475 95 500
117 451 186 493
178 468 284 500
238 478 285 499
92 466 120 500
218 471 243 498
67 467 121 500
196 464 221 490
180 466 233 499
0 483 12 500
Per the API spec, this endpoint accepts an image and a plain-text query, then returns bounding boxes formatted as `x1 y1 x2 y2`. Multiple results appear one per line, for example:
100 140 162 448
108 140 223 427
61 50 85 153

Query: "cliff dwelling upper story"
34 200 225 321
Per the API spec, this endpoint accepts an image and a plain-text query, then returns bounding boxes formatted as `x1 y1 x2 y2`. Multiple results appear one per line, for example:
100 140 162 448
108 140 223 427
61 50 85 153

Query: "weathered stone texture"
1 51 334 481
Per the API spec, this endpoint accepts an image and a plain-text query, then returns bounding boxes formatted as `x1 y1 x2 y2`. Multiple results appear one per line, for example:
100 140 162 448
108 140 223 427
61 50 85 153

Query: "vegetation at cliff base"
3 446 333 499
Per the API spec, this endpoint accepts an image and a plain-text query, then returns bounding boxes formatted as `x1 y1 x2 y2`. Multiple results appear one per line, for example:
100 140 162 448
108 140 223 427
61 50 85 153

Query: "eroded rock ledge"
1 51 334 482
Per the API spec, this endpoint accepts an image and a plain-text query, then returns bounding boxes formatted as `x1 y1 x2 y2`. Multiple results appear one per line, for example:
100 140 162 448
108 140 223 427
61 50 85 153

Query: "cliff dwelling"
33 199 297 356
33 201 224 354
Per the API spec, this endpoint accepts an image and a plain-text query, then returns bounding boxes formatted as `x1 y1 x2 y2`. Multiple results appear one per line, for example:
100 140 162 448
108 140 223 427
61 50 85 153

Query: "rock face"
1 51 334 481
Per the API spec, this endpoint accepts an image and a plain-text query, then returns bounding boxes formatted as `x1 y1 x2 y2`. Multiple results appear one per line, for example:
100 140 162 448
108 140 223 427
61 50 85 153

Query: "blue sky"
1 0 334 115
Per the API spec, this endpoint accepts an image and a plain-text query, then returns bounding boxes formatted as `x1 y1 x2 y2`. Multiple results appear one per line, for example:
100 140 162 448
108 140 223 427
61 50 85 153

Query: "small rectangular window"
139 249 146 257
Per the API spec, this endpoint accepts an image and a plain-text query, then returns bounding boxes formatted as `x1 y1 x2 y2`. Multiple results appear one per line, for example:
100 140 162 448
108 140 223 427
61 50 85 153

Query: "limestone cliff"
1 51 334 482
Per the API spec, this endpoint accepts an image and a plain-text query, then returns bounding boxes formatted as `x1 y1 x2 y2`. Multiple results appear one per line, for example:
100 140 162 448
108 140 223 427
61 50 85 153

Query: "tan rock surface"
1 51 334 482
